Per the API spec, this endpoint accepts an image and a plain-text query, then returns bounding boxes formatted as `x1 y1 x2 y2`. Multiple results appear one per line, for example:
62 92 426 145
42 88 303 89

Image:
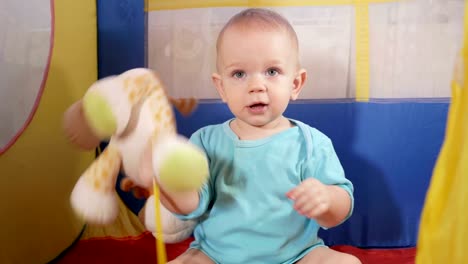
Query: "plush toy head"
63 68 206 243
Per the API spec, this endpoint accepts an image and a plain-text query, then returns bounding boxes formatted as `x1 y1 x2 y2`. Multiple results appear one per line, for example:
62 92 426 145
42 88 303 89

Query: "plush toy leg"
143 195 196 243
70 144 122 224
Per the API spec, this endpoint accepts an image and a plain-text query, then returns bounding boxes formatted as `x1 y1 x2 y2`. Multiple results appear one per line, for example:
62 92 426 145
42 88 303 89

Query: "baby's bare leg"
296 246 361 264
168 249 215 264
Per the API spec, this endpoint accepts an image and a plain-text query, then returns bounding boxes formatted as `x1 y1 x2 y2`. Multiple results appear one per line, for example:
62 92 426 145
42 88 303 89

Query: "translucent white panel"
282 6 353 99
148 6 352 99
148 0 464 100
0 0 52 150
148 8 228 99
369 0 464 98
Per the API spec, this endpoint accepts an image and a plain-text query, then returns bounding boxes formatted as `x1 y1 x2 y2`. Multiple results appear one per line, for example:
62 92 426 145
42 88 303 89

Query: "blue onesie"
176 118 354 264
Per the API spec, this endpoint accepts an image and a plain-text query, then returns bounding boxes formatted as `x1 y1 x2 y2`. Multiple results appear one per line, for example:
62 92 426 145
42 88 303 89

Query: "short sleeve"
173 129 213 220
302 131 355 223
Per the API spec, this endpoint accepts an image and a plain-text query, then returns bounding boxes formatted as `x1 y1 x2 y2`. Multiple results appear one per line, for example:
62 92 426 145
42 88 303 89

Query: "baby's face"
213 25 302 128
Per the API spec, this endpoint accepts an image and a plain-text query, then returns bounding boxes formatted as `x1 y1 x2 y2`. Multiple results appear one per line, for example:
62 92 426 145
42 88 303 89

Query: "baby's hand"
286 178 331 219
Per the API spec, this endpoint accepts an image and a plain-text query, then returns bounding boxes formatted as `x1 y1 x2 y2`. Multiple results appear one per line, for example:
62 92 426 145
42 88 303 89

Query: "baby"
158 8 361 264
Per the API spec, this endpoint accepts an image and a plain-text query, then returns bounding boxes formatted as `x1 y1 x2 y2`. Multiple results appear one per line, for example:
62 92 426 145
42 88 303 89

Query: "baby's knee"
328 252 361 264
345 254 362 264
167 256 191 264
167 250 188 264
168 249 214 264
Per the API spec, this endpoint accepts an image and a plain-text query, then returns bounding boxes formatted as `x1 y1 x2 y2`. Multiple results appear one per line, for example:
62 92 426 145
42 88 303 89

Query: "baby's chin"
241 115 288 129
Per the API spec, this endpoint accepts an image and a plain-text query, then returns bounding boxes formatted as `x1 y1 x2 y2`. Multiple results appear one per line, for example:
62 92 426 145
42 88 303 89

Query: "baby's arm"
286 179 352 228
138 139 203 216
287 128 354 228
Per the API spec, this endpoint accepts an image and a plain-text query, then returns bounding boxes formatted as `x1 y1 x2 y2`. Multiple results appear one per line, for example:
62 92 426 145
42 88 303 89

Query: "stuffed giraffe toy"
63 68 207 244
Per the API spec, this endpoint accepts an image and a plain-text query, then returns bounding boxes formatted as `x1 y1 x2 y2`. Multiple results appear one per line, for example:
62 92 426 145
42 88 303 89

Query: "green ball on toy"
82 90 117 139
158 141 209 192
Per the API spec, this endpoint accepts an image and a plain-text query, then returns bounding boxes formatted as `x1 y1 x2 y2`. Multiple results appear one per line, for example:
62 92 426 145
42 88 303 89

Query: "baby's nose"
248 75 267 93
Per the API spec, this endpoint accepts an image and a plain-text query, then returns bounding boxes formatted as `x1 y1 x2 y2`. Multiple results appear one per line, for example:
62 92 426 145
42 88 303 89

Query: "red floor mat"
56 232 416 264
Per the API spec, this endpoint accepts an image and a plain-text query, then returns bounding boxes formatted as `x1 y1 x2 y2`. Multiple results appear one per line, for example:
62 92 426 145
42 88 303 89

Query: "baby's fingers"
293 195 315 215
286 188 299 200
293 195 328 218
286 183 307 200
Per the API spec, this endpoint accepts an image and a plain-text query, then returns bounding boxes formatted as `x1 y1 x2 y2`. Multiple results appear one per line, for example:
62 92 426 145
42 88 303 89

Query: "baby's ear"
291 68 307 101
212 73 227 103
169 97 198 116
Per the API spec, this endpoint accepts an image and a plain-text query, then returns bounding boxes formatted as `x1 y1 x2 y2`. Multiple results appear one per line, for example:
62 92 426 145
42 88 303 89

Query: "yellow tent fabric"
0 1 145 262
416 3 468 263
0 1 96 263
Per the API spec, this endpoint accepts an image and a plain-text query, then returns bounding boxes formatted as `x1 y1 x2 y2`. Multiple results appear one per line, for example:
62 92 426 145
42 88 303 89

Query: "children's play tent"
0 0 466 263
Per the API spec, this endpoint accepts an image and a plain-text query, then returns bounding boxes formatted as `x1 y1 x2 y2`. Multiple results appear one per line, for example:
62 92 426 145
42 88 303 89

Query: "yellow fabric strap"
146 0 401 101
354 2 370 101
415 2 468 263
153 181 168 264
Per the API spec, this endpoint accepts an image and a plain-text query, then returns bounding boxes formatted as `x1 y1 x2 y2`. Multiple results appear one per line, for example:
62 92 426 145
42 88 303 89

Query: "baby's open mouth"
248 103 268 114
249 103 267 109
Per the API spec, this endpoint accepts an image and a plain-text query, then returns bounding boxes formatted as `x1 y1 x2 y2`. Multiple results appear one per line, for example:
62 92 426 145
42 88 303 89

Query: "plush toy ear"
169 97 198 116
63 100 101 150
120 177 151 199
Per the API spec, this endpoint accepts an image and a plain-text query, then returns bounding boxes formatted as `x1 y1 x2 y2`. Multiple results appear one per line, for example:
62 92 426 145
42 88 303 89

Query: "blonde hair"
216 8 300 67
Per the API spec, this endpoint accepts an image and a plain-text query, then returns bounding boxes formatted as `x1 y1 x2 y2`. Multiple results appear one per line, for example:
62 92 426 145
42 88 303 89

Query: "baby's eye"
266 68 279 76
232 71 246 79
